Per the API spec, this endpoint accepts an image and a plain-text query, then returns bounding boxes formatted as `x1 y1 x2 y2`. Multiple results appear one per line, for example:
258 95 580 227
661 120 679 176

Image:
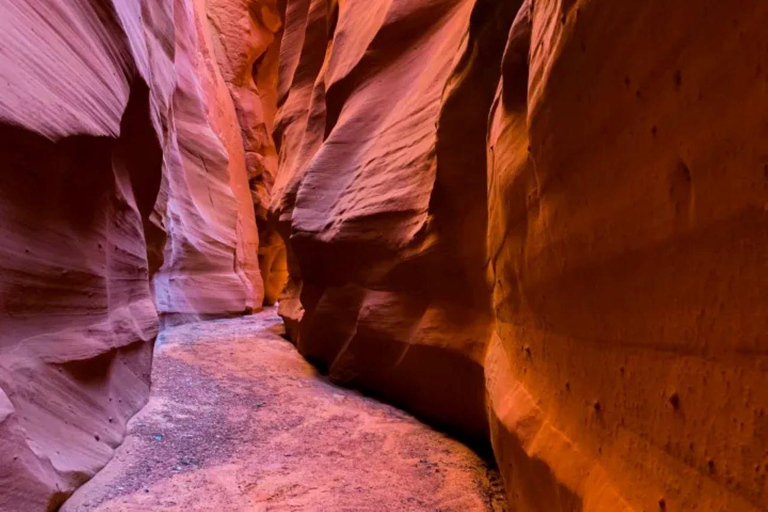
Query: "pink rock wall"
4 0 768 509
154 0 264 323
0 0 268 509
203 0 288 305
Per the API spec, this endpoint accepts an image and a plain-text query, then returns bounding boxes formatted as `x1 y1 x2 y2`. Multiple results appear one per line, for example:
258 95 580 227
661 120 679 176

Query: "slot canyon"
1 0 767 510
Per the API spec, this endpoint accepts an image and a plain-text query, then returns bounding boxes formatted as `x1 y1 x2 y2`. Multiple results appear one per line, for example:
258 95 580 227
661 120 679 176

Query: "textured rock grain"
4 0 768 509
273 0 768 510
0 0 269 509
271 0 505 445
486 1 768 510
203 0 288 305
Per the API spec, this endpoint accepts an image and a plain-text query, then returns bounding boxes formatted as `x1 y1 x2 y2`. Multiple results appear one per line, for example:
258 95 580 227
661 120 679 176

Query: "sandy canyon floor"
61 309 505 511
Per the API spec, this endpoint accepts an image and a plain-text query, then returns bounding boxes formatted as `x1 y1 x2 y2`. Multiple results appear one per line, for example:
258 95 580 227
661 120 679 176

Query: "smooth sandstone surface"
273 0 768 510
155 0 264 321
271 0 509 445
487 1 768 510
203 0 288 306
2 0 768 510
0 0 268 509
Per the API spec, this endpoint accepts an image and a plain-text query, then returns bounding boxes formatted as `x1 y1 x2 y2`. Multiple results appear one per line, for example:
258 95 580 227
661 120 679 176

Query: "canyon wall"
0 0 275 509
274 0 768 510
272 0 510 443
202 0 289 305
2 0 767 510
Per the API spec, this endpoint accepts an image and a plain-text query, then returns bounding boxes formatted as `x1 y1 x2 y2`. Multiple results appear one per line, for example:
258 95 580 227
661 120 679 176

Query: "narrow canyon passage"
61 309 505 512
3 0 768 510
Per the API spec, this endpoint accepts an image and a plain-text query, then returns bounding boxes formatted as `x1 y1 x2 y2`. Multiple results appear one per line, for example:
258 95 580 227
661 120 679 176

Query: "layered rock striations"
0 0 275 509
154 0 265 323
274 0 768 510
204 0 288 305
271 0 517 443
3 0 768 510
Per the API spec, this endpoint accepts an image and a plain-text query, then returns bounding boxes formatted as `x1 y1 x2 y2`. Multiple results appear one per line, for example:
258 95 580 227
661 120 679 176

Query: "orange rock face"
272 0 514 443
0 0 273 509
3 0 768 509
274 0 768 509
487 1 768 510
155 0 264 323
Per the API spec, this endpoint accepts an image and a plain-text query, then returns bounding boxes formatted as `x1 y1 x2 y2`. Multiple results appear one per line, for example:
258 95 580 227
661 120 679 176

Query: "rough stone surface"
0 0 267 509
62 309 505 512
273 0 768 510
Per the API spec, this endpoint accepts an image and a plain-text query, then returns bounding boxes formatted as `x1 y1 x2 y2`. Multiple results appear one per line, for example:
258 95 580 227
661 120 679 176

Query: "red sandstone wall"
3 0 767 509
203 0 288 305
486 1 768 510
154 0 264 323
272 0 502 442
274 0 768 510
0 0 270 509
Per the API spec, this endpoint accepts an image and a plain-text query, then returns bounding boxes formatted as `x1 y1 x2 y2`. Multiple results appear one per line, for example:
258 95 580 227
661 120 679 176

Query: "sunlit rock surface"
274 0 768 510
3 0 768 509
0 0 266 509
203 0 288 305
486 1 768 510
154 0 266 325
